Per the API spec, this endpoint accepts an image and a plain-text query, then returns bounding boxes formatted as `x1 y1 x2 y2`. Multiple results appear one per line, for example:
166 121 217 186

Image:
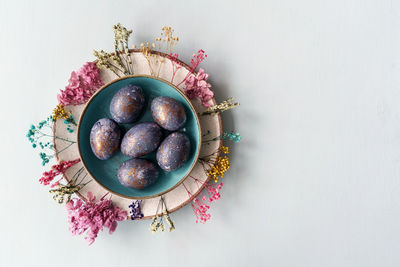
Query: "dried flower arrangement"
26 23 241 244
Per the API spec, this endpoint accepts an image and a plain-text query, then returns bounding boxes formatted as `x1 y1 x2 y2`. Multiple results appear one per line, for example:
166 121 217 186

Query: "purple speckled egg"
151 96 186 131
110 84 145 124
121 122 163 157
118 158 159 189
156 132 191 172
90 118 121 160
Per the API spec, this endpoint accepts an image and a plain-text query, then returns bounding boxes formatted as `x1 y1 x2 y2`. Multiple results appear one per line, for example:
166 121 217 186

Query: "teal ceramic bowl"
77 75 201 199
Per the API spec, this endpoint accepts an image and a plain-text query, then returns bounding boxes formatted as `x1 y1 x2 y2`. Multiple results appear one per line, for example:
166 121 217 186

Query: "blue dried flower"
129 200 144 220
39 152 51 166
27 116 76 166
222 132 241 143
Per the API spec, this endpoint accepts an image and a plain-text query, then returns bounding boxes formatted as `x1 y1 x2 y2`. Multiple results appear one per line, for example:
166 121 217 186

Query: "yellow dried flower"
220 145 229 154
163 208 175 232
48 167 90 204
139 26 178 77
52 104 71 120
150 216 163 233
208 153 230 183
149 197 175 233
201 97 240 116
93 49 128 77
94 50 118 75
52 104 76 126
113 23 133 74
140 42 151 56
113 23 132 55
49 183 81 204
111 53 127 74
140 42 158 75
155 26 179 53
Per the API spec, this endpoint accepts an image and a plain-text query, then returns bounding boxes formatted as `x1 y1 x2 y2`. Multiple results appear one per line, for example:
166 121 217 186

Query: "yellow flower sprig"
49 167 91 204
138 26 179 78
150 216 162 232
208 156 230 183
155 26 179 54
140 41 166 77
163 207 175 232
93 50 126 77
113 23 132 55
221 145 229 154
149 197 175 233
52 104 76 126
113 23 133 74
201 97 240 116
201 145 230 183
49 183 82 204
111 53 128 75
52 104 70 120
140 42 157 76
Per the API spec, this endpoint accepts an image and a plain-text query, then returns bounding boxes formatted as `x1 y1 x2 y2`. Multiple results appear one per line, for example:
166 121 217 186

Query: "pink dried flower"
204 182 224 202
78 62 103 86
189 49 207 73
191 197 211 223
184 68 214 107
177 49 207 87
190 175 224 203
57 62 103 106
183 181 213 223
66 192 127 245
39 159 80 186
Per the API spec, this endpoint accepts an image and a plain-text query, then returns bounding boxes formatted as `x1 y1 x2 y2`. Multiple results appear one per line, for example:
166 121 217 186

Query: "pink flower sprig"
192 197 211 223
168 53 182 83
39 159 80 187
205 182 223 202
190 175 224 203
177 49 207 87
189 49 207 73
183 182 211 223
66 192 127 245
184 68 214 107
57 62 103 106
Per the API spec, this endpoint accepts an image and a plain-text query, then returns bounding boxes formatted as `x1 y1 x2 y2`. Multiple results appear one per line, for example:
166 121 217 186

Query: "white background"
1 0 400 266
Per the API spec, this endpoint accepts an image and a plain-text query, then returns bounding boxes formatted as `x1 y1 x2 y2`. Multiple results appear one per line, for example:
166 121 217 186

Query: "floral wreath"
26 24 240 245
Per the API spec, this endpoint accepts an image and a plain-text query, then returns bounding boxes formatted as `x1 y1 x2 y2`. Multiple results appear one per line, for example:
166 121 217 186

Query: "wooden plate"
54 50 222 219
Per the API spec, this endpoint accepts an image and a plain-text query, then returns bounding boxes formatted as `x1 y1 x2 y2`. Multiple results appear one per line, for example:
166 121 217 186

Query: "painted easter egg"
151 96 186 131
110 84 145 124
120 122 163 157
156 132 191 172
117 158 159 189
89 118 121 160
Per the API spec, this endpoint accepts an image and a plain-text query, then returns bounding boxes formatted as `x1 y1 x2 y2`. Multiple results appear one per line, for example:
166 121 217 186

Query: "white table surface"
1 0 400 266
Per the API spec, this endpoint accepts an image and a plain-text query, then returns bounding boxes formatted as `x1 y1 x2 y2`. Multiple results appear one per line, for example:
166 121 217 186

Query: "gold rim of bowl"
77 74 202 200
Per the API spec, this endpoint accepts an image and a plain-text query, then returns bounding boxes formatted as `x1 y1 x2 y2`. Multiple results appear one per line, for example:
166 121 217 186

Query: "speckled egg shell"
110 84 145 124
156 132 191 172
89 118 121 160
121 122 163 157
118 158 159 189
151 96 187 131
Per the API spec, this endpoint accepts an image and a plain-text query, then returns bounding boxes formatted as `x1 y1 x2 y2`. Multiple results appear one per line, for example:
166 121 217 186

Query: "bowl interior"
78 76 200 199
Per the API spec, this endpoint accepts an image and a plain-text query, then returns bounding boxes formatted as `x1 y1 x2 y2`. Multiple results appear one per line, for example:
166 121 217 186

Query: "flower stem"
55 142 74 155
